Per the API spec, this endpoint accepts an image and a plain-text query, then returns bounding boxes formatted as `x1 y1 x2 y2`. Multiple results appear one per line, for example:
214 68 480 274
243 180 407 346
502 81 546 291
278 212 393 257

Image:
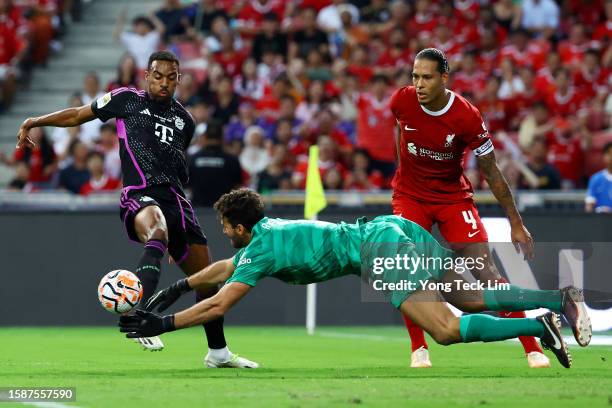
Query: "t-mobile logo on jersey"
155 123 174 144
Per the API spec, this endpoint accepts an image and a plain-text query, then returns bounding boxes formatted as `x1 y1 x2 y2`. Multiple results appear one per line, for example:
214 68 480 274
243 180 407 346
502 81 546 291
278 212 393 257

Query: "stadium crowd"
0 0 83 111
2 0 611 210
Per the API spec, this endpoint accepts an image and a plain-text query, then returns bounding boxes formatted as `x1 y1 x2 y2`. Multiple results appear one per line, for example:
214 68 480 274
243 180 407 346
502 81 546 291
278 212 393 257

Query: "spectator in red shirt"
308 108 353 161
558 23 591 70
430 24 463 69
475 28 500 74
477 76 511 133
346 44 373 85
214 30 247 78
79 151 120 195
534 50 561 97
255 73 291 120
356 74 396 177
344 148 385 191
3 127 57 186
573 49 610 100
0 0 25 110
452 52 486 101
592 1 611 43
291 134 344 189
545 67 585 118
500 28 547 70
376 27 412 77
235 0 284 37
546 118 590 189
407 0 437 41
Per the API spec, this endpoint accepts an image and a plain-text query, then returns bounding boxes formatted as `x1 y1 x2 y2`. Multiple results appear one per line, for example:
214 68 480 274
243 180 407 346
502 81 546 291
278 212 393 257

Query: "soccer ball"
98 270 143 314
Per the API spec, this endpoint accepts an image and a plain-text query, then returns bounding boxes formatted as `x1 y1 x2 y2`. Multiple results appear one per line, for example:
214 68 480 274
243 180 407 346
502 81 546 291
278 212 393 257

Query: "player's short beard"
231 236 248 248
151 92 172 104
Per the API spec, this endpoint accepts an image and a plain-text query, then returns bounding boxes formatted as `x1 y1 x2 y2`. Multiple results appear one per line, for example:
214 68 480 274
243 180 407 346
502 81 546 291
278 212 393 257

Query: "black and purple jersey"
90 87 195 193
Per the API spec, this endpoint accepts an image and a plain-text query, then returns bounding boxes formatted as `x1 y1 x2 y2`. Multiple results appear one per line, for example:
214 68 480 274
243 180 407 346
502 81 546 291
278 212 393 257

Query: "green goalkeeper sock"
483 284 562 313
459 314 545 343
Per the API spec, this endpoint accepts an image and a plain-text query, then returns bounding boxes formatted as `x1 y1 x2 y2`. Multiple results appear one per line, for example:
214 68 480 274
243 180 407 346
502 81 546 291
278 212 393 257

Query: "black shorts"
119 184 207 263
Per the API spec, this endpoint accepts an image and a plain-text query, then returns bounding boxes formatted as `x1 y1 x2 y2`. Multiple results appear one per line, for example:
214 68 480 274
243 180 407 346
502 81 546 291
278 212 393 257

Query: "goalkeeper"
119 189 591 368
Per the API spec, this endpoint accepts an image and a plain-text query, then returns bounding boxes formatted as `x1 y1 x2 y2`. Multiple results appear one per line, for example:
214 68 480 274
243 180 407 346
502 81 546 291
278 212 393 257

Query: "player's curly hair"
214 188 265 231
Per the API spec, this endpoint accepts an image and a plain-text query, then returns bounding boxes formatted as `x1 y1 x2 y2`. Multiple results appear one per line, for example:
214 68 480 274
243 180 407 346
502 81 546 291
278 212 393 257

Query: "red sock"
403 315 428 351
498 310 543 354
496 278 543 354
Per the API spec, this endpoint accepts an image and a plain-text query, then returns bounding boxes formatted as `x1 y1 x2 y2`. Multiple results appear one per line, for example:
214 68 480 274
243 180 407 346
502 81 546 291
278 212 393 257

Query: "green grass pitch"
1 327 611 407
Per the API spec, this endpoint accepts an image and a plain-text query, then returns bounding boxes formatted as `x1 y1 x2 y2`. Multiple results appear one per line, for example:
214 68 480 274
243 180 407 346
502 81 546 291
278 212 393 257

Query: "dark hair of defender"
147 50 180 71
213 188 265 231
415 48 449 74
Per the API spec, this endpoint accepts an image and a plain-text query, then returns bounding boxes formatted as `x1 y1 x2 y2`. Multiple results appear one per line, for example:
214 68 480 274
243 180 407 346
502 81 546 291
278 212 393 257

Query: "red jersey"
545 88 585 118
0 16 21 65
79 175 120 195
214 51 246 78
390 86 492 203
546 133 584 184
356 93 396 162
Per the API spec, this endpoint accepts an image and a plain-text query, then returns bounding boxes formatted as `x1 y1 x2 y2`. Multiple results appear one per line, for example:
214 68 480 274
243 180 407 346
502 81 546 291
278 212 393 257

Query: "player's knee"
145 208 168 241
430 320 458 346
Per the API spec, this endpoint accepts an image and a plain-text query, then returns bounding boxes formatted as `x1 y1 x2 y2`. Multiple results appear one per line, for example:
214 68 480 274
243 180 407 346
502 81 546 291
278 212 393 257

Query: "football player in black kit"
16 51 258 368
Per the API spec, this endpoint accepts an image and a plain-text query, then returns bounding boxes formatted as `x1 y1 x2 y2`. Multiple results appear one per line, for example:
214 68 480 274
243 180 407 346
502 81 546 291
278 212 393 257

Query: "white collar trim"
420 91 455 116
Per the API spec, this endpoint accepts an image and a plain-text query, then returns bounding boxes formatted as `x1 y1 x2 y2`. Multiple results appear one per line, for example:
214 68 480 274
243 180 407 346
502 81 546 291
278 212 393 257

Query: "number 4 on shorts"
462 210 477 230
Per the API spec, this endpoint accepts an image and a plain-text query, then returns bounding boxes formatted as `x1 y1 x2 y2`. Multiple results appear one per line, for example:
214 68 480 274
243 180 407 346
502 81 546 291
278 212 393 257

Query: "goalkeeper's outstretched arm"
144 258 236 312
173 282 251 329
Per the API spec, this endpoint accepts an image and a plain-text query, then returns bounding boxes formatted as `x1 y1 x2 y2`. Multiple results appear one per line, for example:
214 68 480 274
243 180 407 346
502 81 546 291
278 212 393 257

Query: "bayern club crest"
175 117 185 130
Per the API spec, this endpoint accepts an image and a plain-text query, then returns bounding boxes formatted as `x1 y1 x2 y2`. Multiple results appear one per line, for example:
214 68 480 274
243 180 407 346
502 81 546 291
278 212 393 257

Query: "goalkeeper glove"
119 310 176 338
144 277 192 312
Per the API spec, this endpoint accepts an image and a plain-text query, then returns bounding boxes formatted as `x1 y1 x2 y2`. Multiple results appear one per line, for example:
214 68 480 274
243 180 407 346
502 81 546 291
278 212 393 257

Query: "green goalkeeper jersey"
227 215 453 307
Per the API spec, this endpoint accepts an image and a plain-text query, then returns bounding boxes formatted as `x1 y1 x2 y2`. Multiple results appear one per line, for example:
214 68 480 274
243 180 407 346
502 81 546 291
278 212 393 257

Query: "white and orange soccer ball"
97 270 143 314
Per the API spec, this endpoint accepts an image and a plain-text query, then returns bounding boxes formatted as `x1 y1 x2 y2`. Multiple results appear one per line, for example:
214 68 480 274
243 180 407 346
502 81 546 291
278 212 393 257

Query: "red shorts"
392 195 489 247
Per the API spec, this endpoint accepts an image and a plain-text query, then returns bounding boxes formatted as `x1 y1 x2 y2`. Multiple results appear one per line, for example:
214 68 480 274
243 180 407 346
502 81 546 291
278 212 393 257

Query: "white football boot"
410 346 432 368
204 352 259 368
527 351 551 368
132 336 164 351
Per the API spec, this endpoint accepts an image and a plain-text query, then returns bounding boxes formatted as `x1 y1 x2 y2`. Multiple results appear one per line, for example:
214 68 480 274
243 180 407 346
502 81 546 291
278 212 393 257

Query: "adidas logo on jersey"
140 109 151 116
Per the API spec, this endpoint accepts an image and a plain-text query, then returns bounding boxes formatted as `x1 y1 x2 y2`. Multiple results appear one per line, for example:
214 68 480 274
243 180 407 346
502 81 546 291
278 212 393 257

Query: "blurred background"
0 0 610 326
0 0 609 207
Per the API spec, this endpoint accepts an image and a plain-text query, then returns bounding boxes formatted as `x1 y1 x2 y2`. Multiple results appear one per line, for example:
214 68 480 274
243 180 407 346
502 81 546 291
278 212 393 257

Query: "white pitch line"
20 402 81 408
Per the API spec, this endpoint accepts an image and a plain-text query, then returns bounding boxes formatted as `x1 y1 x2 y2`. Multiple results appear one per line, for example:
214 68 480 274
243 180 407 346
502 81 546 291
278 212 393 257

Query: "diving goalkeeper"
119 189 592 368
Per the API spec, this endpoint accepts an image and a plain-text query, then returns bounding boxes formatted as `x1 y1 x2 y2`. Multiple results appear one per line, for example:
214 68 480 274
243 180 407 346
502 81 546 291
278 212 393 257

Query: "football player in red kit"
390 48 548 369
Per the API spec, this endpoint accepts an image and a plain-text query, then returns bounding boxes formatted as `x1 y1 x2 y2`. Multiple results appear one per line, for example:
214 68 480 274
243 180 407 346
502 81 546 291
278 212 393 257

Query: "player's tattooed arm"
477 151 534 260
17 104 96 148
173 282 251 329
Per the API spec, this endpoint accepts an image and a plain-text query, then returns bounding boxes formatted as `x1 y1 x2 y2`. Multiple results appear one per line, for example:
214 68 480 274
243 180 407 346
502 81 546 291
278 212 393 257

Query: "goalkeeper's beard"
231 236 248 248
